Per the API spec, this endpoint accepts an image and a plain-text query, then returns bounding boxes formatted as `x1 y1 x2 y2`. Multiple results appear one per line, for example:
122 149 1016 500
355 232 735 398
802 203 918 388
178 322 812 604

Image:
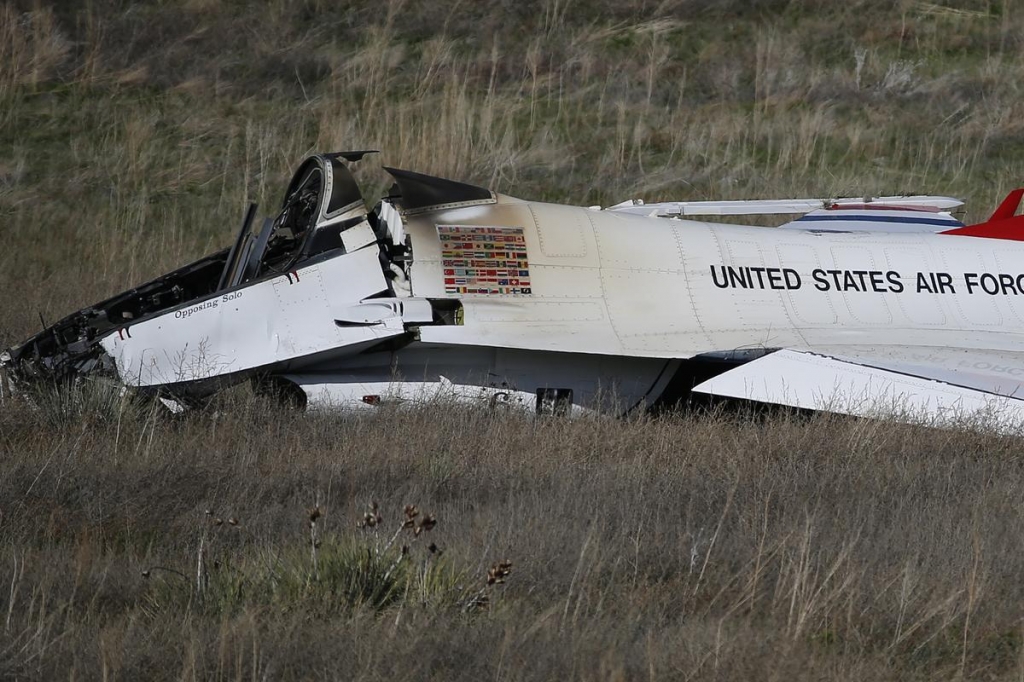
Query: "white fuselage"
97 193 1024 412
408 196 1024 359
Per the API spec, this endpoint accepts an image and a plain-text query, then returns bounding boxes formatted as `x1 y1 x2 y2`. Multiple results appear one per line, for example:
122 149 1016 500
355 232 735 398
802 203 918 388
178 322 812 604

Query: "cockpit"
2 150 497 385
219 152 376 289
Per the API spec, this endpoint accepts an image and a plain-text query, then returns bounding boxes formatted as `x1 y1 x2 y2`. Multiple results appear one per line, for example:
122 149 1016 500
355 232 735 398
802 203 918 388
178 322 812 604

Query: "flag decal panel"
437 225 533 295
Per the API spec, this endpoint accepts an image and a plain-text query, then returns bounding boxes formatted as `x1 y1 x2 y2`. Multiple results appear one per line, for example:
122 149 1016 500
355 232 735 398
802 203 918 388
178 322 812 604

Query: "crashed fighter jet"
5 151 1024 429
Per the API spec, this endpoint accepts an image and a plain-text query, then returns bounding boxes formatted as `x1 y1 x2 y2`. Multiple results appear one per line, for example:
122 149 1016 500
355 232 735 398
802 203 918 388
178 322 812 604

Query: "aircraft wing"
606 195 964 217
777 207 964 233
692 348 1024 432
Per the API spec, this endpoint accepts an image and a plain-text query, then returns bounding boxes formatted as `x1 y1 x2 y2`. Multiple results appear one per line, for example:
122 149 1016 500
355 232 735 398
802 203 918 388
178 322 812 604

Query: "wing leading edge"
692 349 1024 433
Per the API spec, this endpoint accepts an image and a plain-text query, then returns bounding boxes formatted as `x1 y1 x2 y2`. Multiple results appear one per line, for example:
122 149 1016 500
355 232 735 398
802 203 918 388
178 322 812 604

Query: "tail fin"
988 188 1024 222
940 188 1024 241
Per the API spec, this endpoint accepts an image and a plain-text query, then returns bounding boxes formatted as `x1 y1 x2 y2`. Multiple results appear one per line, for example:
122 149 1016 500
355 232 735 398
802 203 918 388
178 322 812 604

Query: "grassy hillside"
4 1 1024 679
5 395 1024 680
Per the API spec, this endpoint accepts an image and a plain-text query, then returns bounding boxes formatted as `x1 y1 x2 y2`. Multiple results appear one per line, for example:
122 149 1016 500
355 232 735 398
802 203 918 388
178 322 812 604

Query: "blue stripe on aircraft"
794 214 964 227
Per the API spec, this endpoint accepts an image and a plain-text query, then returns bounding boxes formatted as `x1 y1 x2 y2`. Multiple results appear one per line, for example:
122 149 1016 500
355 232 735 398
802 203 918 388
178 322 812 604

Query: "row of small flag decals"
438 225 532 295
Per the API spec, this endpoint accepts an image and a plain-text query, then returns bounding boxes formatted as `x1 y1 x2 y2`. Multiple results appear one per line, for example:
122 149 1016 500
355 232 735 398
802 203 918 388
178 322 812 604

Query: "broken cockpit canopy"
219 151 376 288
383 166 495 215
0 151 379 388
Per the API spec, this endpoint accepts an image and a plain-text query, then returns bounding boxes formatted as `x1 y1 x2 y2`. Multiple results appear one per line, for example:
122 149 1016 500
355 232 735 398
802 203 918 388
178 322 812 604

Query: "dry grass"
4 1 1024 678
3 393 1024 680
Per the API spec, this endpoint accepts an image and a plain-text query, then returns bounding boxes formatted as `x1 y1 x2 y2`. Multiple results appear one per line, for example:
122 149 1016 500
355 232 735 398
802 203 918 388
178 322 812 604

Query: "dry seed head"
360 502 383 528
419 514 437 532
403 505 420 529
487 560 513 585
307 506 324 527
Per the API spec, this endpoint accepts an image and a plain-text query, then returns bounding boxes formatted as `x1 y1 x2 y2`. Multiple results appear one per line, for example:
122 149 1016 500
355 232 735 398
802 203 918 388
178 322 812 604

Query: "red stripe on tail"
941 188 1024 241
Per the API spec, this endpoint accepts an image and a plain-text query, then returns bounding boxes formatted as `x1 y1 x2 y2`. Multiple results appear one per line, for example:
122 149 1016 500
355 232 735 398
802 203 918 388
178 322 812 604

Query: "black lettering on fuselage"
916 272 934 293
936 272 955 294
713 264 1024 296
710 265 728 288
980 273 1000 295
710 265 802 290
868 271 885 292
726 266 749 288
965 272 979 294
